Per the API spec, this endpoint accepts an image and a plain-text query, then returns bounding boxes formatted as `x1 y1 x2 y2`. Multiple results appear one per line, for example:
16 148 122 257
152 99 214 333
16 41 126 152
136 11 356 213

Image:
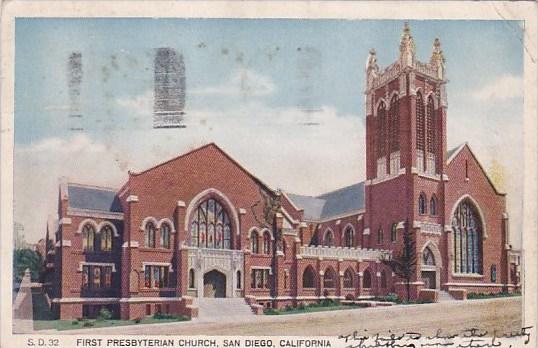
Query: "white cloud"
191 69 276 97
116 90 153 115
472 74 523 101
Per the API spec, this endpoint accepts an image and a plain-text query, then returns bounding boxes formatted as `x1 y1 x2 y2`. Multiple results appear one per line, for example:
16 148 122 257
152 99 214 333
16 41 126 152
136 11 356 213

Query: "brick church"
42 23 521 320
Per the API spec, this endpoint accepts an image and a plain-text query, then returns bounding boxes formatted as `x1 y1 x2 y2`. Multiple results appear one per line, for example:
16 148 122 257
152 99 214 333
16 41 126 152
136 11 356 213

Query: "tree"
381 220 417 302
251 188 282 297
13 248 43 283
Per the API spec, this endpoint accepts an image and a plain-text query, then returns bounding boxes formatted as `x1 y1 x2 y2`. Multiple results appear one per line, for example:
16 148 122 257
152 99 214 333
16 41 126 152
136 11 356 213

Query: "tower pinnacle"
400 21 416 67
430 38 445 80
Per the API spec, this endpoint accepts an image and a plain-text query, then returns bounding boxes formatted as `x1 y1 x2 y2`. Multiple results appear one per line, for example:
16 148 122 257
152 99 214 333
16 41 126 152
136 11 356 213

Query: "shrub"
82 321 94 327
298 302 306 310
321 298 334 307
96 307 112 321
153 312 177 320
385 293 401 303
264 308 279 315
284 305 292 312
71 319 79 325
134 317 142 324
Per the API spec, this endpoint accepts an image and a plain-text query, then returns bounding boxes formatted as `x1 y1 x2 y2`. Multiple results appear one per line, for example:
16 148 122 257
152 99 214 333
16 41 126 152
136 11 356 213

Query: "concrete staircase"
438 290 455 302
194 298 255 322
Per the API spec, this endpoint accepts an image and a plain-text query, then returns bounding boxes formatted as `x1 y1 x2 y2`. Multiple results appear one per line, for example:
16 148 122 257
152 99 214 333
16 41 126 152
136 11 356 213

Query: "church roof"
67 183 123 213
286 182 365 221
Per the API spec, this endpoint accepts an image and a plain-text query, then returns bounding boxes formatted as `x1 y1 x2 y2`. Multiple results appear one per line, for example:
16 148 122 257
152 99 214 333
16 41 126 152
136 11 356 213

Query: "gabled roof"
68 183 123 213
447 142 505 195
286 182 365 221
129 142 275 194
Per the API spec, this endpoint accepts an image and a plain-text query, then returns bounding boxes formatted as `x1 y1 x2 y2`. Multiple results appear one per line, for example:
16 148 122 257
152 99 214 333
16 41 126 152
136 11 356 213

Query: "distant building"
45 24 520 320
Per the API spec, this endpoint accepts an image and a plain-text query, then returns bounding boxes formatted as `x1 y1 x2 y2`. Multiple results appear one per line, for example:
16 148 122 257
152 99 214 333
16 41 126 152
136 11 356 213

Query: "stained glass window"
104 266 112 287
391 223 397 242
190 198 232 249
82 266 90 288
263 232 271 254
426 95 435 154
377 227 384 244
381 270 387 288
145 222 156 248
251 230 259 253
430 195 437 216
93 267 101 288
324 230 334 247
82 224 95 252
100 225 113 252
418 193 427 215
452 200 483 274
160 223 171 249
416 92 425 152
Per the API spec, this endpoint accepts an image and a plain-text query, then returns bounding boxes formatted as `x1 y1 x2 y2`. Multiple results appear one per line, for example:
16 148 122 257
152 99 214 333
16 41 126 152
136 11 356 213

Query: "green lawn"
33 316 190 331
264 303 367 315
467 291 521 300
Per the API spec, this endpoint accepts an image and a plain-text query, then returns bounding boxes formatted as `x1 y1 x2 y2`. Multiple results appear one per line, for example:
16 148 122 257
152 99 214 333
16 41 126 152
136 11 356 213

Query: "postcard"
1 1 537 348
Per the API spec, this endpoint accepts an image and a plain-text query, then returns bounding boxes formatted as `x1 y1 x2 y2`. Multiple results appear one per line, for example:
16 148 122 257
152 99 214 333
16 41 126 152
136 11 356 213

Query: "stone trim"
119 297 182 303
68 208 124 221
79 262 117 272
126 195 139 203
59 218 72 225
141 261 174 272
52 297 120 304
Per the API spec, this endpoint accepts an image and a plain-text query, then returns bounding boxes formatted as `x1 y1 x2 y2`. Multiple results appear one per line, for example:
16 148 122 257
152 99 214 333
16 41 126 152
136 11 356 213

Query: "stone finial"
430 38 445 80
399 21 416 67
366 48 379 89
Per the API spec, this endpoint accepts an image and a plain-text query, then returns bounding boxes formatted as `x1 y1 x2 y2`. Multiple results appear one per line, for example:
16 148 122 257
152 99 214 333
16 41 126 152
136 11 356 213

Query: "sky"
14 19 524 247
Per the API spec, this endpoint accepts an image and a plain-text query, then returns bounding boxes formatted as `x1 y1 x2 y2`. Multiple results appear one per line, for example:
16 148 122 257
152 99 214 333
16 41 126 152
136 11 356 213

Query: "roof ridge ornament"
400 21 416 68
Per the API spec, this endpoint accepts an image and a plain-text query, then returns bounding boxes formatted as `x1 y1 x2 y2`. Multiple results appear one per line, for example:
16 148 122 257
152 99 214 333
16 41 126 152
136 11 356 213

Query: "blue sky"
14 19 524 245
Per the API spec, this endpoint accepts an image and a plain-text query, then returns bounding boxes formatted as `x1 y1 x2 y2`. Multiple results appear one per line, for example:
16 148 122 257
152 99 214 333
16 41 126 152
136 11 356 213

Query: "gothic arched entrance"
203 270 226 298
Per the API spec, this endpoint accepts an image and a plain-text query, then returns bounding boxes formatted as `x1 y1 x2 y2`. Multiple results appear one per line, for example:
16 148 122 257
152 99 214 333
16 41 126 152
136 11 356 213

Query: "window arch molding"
157 218 176 233
421 240 443 270
323 266 337 289
373 97 388 117
430 194 438 216
362 269 373 289
98 221 119 237
418 192 427 215
77 219 99 235
342 224 355 247
184 188 240 236
248 227 260 253
260 228 275 241
449 194 488 239
424 91 439 110
302 266 316 289
343 267 354 288
139 216 159 232
322 228 335 247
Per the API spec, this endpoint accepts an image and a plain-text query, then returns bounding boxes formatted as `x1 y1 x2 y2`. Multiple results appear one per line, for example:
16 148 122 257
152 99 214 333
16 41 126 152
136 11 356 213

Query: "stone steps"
438 290 455 302
194 298 255 322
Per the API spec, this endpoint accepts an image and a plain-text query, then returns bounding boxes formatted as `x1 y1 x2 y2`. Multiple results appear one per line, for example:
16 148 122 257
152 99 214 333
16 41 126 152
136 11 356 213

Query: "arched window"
302 266 315 288
389 95 400 152
323 267 336 289
323 230 334 247
250 230 259 254
452 199 483 274
190 198 232 249
145 221 156 248
237 270 242 289
430 195 438 216
418 193 427 215
377 102 387 159
391 223 397 242
263 231 272 255
423 247 435 266
343 226 354 247
377 227 384 244
100 225 113 252
363 270 372 289
188 269 195 289
282 240 287 259
416 91 425 171
381 270 388 288
82 224 95 252
426 95 435 154
343 268 354 288
160 223 171 249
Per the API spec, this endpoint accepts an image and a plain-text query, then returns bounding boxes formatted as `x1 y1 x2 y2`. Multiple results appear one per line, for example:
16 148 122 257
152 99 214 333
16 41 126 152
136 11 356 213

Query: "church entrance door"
203 270 226 298
421 271 436 289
